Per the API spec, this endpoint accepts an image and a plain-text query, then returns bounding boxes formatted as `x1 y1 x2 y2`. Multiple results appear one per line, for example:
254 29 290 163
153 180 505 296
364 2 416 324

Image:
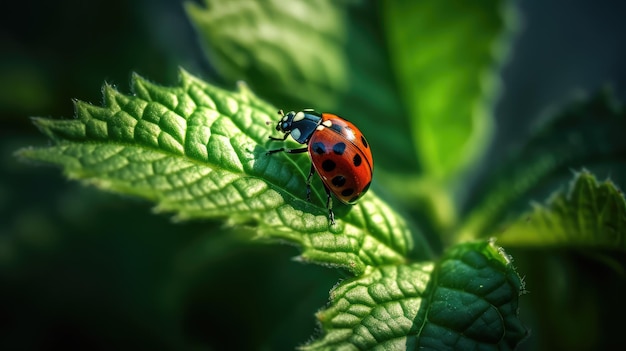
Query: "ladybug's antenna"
268 109 285 126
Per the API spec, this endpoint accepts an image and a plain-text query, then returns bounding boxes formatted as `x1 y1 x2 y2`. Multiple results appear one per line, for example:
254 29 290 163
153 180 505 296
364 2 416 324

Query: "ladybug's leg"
265 147 308 155
306 164 316 202
268 133 290 141
323 184 336 225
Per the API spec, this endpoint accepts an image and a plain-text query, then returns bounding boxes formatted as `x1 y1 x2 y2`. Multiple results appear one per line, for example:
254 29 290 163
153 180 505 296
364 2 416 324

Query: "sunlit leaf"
16 70 423 274
383 0 515 181
185 0 418 174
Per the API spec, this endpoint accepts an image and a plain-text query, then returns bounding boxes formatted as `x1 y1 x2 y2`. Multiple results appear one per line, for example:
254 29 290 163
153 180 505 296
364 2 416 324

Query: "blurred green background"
2 0 626 350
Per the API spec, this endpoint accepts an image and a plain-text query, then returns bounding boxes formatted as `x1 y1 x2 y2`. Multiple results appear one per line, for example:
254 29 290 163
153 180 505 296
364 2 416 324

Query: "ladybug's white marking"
344 126 356 141
316 125 324 131
293 111 305 122
291 128 301 141
322 120 333 128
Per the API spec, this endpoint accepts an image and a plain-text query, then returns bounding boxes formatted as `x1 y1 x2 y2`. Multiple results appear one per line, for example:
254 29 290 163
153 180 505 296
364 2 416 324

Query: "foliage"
6 0 626 350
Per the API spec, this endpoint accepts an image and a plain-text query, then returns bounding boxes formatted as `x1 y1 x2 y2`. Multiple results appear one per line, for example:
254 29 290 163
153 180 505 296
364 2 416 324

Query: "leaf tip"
129 71 149 91
29 116 60 140
13 146 34 161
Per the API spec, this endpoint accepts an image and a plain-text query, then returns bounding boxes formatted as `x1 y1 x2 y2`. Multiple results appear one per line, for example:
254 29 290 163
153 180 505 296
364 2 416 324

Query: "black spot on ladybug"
341 188 354 197
333 142 346 155
361 135 369 148
312 142 326 155
353 154 362 167
331 175 346 187
322 159 336 172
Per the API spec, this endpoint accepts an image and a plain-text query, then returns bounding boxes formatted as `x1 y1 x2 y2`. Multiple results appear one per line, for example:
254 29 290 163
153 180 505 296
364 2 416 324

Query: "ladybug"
266 109 374 224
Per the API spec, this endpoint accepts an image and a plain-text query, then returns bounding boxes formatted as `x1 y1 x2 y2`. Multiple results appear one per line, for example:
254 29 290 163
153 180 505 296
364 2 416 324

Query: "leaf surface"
17 70 423 274
498 171 626 249
383 0 515 181
303 240 527 350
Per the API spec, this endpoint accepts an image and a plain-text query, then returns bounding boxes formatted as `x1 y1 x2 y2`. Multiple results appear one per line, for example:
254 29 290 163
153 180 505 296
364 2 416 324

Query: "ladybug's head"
273 109 320 144
275 110 297 133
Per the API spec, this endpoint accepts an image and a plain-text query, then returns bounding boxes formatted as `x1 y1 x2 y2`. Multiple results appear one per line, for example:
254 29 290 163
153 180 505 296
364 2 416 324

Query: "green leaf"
185 0 347 110
185 0 418 174
303 240 527 350
383 0 516 181
16 70 425 275
459 89 626 242
497 171 626 249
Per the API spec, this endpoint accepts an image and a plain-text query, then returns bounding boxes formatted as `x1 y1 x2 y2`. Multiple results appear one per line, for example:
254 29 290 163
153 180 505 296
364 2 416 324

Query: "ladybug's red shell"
307 113 373 204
